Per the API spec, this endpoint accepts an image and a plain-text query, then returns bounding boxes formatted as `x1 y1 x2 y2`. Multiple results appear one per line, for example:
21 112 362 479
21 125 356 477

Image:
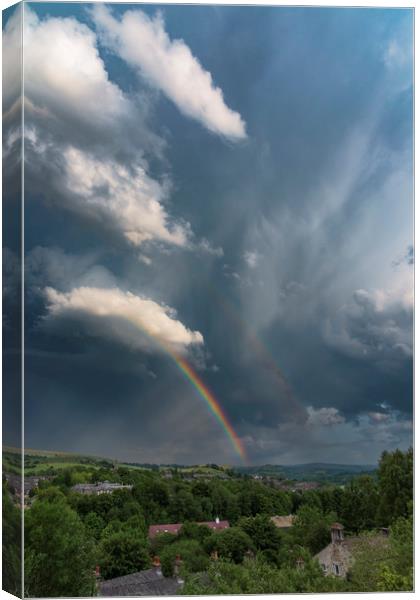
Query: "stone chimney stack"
330 523 344 544
94 565 101 594
152 555 162 577
174 555 183 584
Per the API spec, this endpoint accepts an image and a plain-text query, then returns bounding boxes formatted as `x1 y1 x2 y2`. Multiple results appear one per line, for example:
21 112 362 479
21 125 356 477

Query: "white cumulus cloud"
306 406 345 427
23 7 132 137
63 146 190 248
44 286 203 354
93 5 247 140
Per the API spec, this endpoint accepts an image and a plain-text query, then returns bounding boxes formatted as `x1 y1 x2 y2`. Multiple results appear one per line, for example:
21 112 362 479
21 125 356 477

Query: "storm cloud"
9 3 412 465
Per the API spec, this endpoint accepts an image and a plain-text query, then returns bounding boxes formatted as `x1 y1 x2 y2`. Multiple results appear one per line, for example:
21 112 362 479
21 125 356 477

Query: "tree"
347 532 392 591
204 527 254 563
25 495 95 597
160 539 209 577
182 556 347 595
98 530 150 579
178 522 212 544
168 489 203 522
376 448 413 525
377 515 413 591
2 486 21 596
299 490 323 511
341 475 379 532
150 532 178 555
84 511 105 541
318 486 344 516
290 504 336 554
237 515 282 564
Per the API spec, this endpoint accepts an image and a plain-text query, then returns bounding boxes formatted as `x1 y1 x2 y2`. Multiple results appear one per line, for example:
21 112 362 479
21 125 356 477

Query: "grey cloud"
405 246 414 265
306 406 345 427
19 5 412 464
393 245 414 267
25 246 117 293
324 287 413 368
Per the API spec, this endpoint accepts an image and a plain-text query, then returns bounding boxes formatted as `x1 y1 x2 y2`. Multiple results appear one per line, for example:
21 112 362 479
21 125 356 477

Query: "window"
333 563 340 576
321 564 327 573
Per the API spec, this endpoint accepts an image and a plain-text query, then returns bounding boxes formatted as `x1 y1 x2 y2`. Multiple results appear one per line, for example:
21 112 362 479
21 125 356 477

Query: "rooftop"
148 520 229 538
270 515 295 528
71 482 133 494
99 568 181 597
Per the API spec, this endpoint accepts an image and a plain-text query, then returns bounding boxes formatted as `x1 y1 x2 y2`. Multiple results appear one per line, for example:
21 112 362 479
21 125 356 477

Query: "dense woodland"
2 447 413 596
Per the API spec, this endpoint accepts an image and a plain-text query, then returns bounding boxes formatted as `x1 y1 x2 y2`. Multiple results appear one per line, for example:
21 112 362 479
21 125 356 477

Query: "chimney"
174 555 184 584
331 523 344 544
94 565 101 592
152 555 162 577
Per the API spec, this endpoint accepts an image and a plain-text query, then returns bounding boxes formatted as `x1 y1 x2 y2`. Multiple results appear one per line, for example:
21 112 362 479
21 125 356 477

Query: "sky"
3 2 413 465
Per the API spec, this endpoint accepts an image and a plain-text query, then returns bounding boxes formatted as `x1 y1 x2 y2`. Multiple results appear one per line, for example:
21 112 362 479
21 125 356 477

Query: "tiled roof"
199 520 230 530
99 569 181 597
270 515 295 528
148 520 230 538
148 523 182 537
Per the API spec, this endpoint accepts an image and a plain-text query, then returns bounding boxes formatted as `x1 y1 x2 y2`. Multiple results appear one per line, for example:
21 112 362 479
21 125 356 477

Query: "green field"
3 447 376 483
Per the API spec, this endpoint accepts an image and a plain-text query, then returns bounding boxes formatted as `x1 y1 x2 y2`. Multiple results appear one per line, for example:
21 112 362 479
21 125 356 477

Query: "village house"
71 481 133 495
98 558 182 597
4 472 52 506
148 517 229 539
314 523 390 578
270 515 295 529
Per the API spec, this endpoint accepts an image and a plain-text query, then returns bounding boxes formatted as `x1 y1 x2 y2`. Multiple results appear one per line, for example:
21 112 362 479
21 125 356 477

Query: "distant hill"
234 462 377 484
3 447 377 483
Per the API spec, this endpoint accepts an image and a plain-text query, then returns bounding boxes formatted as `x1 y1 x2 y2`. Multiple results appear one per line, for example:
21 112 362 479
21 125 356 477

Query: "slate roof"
98 568 181 597
4 473 50 495
148 520 229 538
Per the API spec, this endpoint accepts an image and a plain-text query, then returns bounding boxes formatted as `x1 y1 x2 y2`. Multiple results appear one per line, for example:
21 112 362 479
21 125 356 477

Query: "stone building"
71 481 133 495
314 523 389 578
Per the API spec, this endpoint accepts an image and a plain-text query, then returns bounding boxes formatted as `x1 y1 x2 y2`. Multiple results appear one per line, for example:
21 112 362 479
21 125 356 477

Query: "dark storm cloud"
324 288 412 366
3 5 23 449
18 4 413 464
25 335 241 464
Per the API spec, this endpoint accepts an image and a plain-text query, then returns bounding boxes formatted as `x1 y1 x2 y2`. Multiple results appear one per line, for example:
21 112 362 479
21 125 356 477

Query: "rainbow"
171 354 247 462
137 326 246 463
208 285 304 420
